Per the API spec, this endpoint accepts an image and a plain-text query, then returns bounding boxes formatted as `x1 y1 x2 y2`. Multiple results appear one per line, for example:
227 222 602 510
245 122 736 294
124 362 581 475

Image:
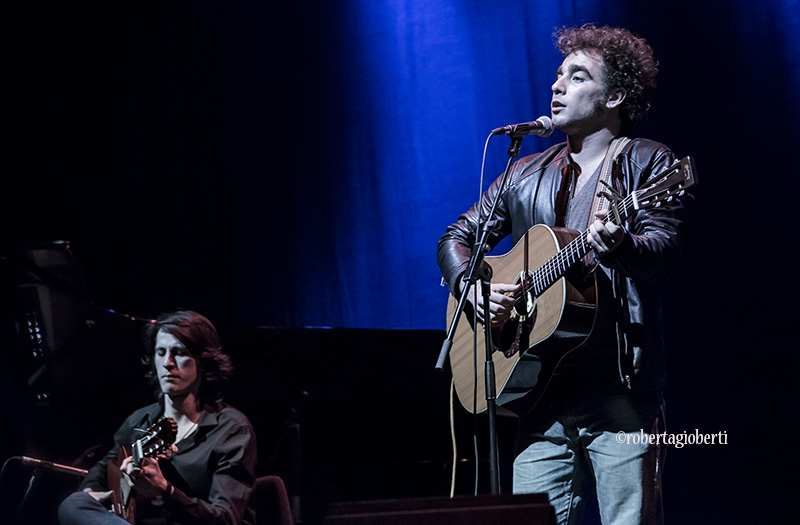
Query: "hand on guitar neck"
119 454 174 499
108 417 178 522
587 211 625 256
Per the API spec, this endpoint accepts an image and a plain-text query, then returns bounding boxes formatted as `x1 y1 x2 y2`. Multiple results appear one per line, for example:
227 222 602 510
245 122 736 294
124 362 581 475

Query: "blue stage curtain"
7 0 799 331
250 0 799 329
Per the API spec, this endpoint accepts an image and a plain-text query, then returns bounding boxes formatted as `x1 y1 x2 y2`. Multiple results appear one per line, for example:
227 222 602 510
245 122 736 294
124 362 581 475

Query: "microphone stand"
11 457 87 523
13 467 42 524
436 133 525 495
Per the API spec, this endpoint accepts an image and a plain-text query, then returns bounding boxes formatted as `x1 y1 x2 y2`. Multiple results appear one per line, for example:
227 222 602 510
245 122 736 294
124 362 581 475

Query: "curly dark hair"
142 310 233 404
556 24 658 126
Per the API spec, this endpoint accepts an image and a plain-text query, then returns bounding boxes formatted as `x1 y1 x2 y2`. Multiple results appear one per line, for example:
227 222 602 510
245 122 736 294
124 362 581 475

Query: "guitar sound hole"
512 271 537 320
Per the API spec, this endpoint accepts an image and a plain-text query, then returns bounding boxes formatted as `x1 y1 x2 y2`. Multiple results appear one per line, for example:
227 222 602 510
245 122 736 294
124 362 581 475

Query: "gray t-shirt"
552 163 621 391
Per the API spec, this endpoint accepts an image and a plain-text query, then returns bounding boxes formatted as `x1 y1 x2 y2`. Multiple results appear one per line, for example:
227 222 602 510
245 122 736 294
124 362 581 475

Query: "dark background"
2 1 798 523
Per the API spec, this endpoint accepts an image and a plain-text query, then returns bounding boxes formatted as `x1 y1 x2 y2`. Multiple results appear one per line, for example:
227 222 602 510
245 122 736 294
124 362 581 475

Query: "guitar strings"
537 167 683 290
527 192 638 297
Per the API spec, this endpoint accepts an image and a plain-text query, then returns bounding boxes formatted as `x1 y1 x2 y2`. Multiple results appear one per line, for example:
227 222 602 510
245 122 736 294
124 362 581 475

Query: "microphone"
16 456 88 477
491 116 554 137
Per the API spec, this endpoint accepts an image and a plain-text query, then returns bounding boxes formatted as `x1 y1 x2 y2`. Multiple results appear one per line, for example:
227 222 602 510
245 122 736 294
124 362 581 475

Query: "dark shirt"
80 402 257 525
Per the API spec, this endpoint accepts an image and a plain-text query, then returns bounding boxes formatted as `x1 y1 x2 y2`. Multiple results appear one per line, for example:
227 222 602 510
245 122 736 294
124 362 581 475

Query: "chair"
253 475 293 525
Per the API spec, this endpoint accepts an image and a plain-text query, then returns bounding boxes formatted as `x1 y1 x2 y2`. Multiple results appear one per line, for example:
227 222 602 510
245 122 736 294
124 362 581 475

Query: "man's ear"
606 87 627 110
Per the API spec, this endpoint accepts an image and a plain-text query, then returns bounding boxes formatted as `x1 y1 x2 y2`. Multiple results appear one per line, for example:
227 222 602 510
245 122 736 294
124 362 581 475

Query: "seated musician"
58 310 257 525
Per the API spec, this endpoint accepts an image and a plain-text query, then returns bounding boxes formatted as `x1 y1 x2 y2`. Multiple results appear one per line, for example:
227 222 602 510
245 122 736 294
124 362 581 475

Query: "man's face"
154 329 200 397
550 50 612 134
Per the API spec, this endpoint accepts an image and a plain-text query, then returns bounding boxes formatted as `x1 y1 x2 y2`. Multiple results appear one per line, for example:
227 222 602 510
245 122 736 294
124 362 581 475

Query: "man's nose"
551 76 565 94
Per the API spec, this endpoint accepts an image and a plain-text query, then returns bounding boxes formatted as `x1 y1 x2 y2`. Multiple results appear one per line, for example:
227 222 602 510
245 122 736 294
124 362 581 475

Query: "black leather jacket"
437 138 684 392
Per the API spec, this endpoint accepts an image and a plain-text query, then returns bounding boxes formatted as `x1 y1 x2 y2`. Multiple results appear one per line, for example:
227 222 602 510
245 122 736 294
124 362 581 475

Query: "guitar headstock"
635 156 697 210
135 417 178 462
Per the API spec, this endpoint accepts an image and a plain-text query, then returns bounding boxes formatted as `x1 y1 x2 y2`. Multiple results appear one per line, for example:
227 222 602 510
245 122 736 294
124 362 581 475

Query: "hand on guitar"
83 487 113 503
121 456 172 498
587 212 625 256
463 281 521 325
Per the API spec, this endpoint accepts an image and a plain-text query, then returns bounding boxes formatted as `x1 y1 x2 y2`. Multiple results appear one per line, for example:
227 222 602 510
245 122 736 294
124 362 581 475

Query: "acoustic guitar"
446 156 697 415
107 417 178 523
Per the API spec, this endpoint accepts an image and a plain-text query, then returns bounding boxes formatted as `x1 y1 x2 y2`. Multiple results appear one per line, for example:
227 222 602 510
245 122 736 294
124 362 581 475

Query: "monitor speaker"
323 493 555 525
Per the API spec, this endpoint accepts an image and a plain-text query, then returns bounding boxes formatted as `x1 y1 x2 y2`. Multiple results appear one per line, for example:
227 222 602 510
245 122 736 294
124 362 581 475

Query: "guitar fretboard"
527 192 639 297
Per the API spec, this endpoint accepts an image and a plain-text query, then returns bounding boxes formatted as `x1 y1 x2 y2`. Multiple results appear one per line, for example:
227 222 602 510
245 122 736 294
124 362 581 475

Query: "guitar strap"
588 136 632 388
587 136 631 226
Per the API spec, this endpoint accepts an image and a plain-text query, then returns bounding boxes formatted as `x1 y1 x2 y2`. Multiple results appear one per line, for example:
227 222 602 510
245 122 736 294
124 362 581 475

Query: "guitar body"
108 446 136 524
445 156 697 417
446 224 597 416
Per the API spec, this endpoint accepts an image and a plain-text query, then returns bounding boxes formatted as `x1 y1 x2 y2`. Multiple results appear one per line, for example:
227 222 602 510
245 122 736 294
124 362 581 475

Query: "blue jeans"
513 389 665 525
58 491 130 525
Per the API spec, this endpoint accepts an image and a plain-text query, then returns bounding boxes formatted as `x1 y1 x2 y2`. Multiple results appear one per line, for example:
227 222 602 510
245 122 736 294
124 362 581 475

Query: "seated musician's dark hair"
142 310 233 403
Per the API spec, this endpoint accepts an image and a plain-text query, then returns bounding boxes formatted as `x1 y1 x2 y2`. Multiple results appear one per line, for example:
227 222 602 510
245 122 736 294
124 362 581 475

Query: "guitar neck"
530 191 638 295
130 432 152 468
